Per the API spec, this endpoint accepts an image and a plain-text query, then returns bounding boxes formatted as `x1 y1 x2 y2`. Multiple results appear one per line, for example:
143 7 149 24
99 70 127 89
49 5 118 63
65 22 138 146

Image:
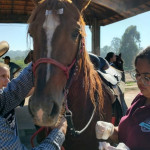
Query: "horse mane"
68 9 103 114
81 50 104 113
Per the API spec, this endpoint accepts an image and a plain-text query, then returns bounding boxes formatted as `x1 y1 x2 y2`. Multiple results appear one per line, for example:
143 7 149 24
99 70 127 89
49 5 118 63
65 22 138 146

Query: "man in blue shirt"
3 56 21 80
0 63 67 150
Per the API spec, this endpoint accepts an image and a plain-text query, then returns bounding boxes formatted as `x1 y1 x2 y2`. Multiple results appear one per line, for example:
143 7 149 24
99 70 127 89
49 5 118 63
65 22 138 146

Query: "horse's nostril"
49 102 59 117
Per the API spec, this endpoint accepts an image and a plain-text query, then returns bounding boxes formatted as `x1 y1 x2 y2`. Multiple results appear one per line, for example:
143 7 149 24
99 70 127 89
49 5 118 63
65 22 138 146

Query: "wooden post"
92 18 100 55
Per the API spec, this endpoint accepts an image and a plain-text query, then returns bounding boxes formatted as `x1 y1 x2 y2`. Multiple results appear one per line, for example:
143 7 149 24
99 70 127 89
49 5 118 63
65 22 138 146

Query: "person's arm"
0 116 66 150
109 126 119 143
32 128 65 150
11 63 21 78
0 116 28 150
13 67 21 76
0 63 34 116
33 117 67 150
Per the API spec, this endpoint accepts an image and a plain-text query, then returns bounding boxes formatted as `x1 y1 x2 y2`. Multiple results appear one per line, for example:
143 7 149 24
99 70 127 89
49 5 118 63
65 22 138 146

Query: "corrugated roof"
0 0 150 25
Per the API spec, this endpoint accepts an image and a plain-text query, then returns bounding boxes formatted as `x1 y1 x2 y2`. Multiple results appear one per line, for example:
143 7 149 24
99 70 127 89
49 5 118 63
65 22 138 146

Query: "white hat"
0 41 9 57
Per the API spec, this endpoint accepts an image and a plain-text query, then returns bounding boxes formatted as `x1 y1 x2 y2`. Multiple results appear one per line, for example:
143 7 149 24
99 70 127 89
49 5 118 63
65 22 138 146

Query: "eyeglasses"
130 70 150 86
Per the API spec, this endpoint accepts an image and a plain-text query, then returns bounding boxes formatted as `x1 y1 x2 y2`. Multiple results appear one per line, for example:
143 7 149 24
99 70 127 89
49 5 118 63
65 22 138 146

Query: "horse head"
28 0 93 127
24 50 33 64
115 53 124 71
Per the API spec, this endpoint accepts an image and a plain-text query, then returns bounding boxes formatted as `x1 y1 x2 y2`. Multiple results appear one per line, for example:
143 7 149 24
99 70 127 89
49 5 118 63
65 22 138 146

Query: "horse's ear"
31 0 42 6
31 0 38 6
72 0 91 13
119 53 122 57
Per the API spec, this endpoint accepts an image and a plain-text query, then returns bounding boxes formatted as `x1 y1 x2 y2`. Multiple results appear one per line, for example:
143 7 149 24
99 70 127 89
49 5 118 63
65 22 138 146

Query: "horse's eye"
29 32 33 37
28 29 33 37
71 29 80 40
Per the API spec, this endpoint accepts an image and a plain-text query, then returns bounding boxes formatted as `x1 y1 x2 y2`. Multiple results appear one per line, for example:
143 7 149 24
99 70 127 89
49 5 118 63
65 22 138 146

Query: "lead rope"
30 91 70 148
30 127 46 147
63 88 96 136
30 126 65 150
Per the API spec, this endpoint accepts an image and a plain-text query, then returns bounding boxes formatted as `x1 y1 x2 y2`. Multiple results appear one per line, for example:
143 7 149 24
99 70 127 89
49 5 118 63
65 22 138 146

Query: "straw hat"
0 41 9 57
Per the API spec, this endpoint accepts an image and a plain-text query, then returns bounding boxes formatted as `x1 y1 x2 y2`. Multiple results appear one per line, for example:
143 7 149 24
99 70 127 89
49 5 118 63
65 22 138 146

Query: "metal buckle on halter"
64 110 79 136
65 109 72 117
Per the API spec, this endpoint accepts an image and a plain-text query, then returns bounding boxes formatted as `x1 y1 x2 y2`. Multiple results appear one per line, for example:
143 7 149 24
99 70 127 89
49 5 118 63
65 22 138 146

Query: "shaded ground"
124 72 140 108
15 101 37 149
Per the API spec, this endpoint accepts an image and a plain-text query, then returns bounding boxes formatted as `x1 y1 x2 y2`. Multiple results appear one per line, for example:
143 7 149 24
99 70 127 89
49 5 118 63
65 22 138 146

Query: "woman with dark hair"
105 52 116 68
96 46 150 150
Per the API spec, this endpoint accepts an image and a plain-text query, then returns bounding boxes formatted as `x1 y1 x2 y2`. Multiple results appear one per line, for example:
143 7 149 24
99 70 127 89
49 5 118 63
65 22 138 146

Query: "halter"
33 57 76 79
33 35 84 79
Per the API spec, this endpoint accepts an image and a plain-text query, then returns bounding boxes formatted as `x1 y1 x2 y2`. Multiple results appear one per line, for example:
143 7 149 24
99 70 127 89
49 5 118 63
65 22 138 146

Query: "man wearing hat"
3 56 21 80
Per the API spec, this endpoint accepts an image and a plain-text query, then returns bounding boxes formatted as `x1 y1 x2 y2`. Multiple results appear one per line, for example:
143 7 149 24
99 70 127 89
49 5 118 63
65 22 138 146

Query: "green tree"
101 45 111 58
111 37 121 54
119 25 141 70
11 59 27 69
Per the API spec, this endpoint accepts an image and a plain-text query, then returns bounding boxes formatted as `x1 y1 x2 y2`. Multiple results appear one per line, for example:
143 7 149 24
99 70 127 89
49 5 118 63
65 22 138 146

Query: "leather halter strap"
33 35 84 79
33 57 76 79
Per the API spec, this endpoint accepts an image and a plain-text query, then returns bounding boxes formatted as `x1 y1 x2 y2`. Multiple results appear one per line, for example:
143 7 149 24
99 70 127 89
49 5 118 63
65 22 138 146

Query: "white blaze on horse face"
43 13 60 81
37 109 44 123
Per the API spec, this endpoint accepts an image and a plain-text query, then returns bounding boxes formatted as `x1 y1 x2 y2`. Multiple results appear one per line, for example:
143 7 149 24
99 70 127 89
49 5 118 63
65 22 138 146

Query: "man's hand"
56 116 67 135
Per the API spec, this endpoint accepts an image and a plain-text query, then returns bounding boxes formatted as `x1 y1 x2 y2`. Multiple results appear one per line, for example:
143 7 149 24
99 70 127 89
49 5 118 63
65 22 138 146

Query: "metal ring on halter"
65 109 72 117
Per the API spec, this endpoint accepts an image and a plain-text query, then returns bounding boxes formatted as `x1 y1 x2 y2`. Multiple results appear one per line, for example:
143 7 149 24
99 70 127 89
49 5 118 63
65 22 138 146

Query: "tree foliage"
119 25 141 70
111 37 121 54
101 37 121 58
100 45 111 58
0 50 29 69
11 59 27 69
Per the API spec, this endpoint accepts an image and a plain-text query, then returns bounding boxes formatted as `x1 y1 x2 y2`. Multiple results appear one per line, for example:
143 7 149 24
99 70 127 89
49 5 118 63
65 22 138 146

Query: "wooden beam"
91 0 150 17
91 0 127 17
92 18 100 55
0 14 29 23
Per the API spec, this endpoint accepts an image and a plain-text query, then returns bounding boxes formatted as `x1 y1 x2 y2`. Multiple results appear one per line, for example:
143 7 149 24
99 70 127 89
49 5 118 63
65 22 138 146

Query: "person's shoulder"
9 62 15 66
10 62 16 65
131 93 144 105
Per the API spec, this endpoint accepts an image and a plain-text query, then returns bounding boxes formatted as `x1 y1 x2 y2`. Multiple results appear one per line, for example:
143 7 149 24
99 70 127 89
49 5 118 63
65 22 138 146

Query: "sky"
0 11 150 52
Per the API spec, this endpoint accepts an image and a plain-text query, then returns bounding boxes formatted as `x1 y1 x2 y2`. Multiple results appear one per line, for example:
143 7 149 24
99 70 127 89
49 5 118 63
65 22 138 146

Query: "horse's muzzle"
28 96 60 126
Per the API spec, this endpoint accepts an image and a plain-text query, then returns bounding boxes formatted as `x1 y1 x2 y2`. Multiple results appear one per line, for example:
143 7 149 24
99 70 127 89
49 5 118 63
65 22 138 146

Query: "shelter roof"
0 0 150 25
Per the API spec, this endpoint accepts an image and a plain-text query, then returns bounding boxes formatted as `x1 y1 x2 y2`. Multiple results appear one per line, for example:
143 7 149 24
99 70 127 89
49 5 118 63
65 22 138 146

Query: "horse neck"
68 66 92 111
67 57 103 124
67 72 95 129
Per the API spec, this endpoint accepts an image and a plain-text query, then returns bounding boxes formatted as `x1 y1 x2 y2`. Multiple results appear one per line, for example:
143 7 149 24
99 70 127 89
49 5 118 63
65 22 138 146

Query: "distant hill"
1 50 30 60
0 50 30 68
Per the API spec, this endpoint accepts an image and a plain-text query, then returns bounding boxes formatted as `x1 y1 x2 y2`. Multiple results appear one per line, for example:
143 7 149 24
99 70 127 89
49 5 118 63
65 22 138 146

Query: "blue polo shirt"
8 62 21 80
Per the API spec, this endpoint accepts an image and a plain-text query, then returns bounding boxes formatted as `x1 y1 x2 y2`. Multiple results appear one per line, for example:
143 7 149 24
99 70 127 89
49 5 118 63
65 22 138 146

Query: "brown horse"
28 0 113 149
115 53 125 82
